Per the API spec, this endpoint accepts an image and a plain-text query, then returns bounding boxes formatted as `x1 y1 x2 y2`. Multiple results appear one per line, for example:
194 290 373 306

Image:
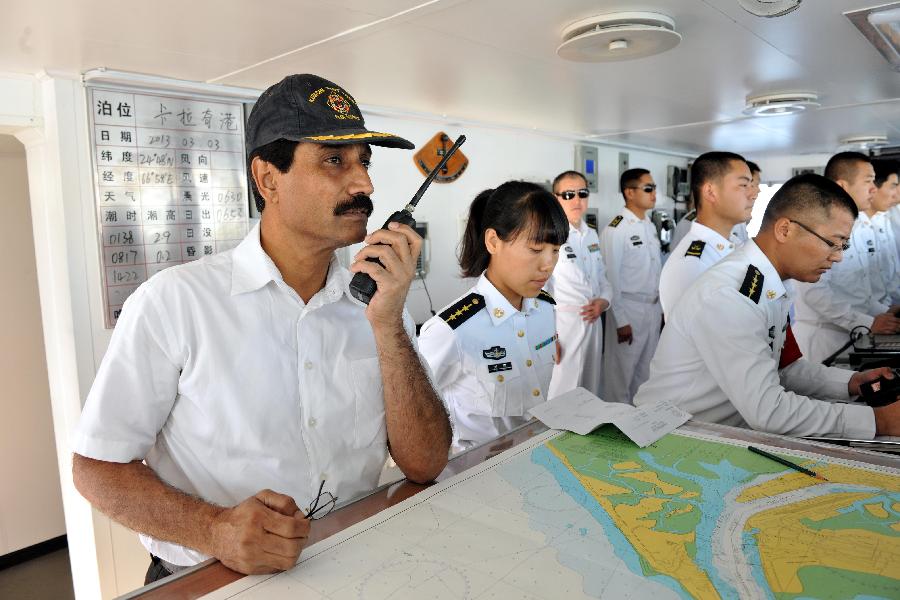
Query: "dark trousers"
144 554 174 585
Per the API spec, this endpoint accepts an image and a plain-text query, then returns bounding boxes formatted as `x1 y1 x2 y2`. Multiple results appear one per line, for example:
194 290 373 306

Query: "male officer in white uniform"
546 170 612 399
599 168 662 404
72 74 452 581
794 152 900 363
660 152 751 317
869 160 900 305
635 174 900 438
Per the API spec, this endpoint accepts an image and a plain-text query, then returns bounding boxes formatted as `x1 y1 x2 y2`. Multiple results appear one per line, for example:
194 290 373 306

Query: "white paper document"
528 387 691 447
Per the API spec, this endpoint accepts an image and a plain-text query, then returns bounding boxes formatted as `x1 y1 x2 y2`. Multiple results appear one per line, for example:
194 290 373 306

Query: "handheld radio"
349 134 466 304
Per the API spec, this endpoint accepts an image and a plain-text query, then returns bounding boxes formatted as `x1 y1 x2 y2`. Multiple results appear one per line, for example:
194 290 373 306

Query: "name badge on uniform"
630 235 643 247
534 333 558 351
483 346 507 360
867 239 875 253
567 253 577 259
588 243 600 253
487 362 513 373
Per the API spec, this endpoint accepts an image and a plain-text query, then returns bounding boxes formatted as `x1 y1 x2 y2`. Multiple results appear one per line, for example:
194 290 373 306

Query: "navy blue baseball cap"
246 74 414 155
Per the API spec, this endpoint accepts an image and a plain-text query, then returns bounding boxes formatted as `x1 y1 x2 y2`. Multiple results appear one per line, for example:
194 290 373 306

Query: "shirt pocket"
472 360 523 417
350 357 387 449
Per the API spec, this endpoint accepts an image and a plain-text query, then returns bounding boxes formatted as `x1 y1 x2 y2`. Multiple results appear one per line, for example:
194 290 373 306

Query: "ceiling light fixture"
846 3 900 72
557 12 681 62
742 91 820 116
838 134 889 150
737 0 802 18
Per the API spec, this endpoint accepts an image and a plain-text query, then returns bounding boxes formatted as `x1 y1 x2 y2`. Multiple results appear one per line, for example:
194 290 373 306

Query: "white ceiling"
1 0 898 156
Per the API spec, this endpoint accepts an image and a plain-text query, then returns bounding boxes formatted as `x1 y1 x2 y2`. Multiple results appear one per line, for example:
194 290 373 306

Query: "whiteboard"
87 85 251 327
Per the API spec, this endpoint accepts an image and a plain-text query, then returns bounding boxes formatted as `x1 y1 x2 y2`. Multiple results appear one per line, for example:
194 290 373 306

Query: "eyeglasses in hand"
305 480 337 520
556 188 590 200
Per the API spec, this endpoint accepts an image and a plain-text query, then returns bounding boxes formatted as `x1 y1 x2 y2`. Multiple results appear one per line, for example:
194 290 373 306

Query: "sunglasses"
556 188 590 200
626 184 657 193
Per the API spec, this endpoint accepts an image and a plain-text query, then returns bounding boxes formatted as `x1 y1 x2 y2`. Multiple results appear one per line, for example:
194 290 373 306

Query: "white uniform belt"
621 291 659 304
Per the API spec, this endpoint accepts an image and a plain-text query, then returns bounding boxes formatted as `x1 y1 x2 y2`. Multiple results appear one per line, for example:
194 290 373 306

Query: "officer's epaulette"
609 215 623 228
586 221 598 231
685 240 706 258
537 289 556 305
738 264 764 304
439 293 485 330
686 211 697 222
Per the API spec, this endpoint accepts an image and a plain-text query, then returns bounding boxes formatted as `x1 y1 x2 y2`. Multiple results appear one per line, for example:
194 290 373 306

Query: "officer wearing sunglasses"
546 170 612 400
598 168 663 404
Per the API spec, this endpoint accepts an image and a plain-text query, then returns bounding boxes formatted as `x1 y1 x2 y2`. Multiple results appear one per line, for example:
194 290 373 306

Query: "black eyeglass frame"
305 480 338 520
555 188 590 200
788 219 850 253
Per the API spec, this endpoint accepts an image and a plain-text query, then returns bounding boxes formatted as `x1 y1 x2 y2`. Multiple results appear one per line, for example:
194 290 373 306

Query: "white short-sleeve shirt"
659 221 736 317
73 223 414 566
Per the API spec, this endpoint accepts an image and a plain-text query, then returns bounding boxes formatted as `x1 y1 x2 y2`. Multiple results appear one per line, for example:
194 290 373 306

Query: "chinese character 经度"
123 171 135 183
102 171 114 182
121 151 134 163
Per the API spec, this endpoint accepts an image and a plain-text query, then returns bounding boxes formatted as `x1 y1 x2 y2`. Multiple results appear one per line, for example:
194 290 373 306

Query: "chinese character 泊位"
117 102 132 118
120 130 132 143
154 103 172 127
97 100 112 116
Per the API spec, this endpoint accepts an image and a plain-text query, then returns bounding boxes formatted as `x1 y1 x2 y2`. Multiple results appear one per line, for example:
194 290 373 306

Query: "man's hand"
871 312 900 334
849 367 895 397
617 325 633 345
873 399 900 436
209 489 310 575
555 339 563 364
580 298 609 324
350 222 421 331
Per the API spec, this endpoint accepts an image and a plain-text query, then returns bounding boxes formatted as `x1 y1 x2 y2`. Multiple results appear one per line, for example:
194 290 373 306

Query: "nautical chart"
204 428 900 600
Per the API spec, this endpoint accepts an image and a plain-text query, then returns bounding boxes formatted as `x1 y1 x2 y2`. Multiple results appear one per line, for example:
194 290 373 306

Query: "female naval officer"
418 181 569 451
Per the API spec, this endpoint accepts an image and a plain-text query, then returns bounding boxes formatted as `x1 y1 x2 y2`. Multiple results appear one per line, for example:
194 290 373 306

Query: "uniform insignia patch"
588 243 600 253
766 290 776 300
439 293 485 329
493 307 505 318
685 240 706 258
566 253 577 259
738 265 764 304
565 246 574 252
483 346 507 360
587 222 598 231
487 362 512 374
534 333 559 351
537 290 556 305
609 215 624 227
716 243 725 251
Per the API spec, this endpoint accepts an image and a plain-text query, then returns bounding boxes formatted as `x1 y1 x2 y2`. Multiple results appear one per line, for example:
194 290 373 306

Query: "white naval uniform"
418 274 557 451
659 221 737 318
891 204 900 259
794 213 889 363
599 208 663 404
634 240 875 439
671 210 747 250
546 220 612 399
870 211 900 305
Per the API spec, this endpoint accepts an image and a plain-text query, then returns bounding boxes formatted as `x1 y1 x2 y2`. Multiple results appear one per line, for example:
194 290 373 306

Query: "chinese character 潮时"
100 150 113 162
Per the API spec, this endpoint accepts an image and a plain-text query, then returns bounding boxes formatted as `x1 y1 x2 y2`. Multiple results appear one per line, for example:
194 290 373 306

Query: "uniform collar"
571 219 589 235
690 221 735 251
231 222 348 305
475 273 538 326
622 207 645 223
742 239 788 302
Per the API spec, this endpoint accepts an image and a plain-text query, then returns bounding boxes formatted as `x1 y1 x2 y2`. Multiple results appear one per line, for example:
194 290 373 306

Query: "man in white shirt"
635 174 899 438
72 74 452 581
660 152 751 317
546 170 612 399
599 168 663 404
794 152 900 363
869 160 900 305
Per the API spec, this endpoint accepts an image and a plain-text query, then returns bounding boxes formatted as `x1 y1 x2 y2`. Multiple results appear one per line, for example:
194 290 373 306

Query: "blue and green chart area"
514 428 900 600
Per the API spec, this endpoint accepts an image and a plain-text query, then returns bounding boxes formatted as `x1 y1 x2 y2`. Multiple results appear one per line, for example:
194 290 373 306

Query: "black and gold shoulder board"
439 293 485 329
685 240 706 258
738 265 764 304
537 289 556 305
609 215 624 228
587 221 598 231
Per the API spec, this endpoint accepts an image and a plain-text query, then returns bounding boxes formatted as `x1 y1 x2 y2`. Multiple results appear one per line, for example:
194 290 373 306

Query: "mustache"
333 195 374 217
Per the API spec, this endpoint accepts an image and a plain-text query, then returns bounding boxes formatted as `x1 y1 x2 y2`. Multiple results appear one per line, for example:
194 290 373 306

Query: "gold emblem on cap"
493 308 505 318
766 290 776 300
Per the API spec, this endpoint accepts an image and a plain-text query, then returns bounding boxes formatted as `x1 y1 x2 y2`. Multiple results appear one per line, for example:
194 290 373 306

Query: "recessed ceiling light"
557 12 682 62
738 0 802 18
838 134 889 150
742 92 820 116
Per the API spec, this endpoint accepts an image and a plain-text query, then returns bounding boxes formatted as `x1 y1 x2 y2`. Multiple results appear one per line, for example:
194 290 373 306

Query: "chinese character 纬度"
154 103 172 127
116 102 132 118
121 151 134 163
97 100 112 116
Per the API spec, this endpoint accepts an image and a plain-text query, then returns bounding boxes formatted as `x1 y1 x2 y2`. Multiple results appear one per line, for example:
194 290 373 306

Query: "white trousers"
602 298 662 404
549 307 603 399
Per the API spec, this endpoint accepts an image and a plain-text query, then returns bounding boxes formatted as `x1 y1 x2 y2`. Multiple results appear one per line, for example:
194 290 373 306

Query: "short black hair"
552 170 587 192
459 181 569 278
759 173 858 231
824 151 871 183
690 151 747 209
619 168 650 195
746 160 761 175
873 159 900 188
247 139 299 212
